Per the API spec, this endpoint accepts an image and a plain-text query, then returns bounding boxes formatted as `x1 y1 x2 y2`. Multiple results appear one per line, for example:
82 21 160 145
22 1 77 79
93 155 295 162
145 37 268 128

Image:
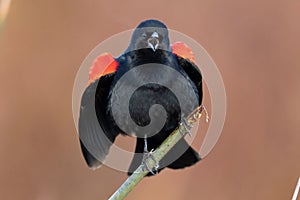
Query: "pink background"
0 1 299 199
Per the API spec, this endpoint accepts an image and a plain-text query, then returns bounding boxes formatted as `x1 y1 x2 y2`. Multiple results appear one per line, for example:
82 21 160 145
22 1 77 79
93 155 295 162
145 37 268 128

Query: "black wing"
79 73 119 169
176 56 203 104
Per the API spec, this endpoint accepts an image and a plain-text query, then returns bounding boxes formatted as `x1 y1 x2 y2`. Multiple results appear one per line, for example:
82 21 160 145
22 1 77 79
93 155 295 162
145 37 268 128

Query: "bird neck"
130 48 176 67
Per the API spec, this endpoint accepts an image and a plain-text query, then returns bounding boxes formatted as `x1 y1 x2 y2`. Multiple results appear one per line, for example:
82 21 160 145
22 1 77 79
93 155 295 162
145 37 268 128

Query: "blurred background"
0 0 299 199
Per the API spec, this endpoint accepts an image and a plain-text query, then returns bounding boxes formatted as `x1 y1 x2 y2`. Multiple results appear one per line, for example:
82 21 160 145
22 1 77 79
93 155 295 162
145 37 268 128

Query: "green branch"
108 105 208 200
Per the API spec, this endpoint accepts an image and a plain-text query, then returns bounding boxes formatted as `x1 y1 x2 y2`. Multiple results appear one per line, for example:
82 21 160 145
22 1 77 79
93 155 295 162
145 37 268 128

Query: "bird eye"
142 33 147 38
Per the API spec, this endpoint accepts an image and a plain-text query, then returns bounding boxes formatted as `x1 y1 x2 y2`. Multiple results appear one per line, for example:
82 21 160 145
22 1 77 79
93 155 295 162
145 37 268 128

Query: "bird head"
127 19 171 52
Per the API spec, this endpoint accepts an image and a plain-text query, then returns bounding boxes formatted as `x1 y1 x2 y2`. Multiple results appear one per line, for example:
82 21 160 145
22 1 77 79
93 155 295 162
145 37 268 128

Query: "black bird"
79 19 203 176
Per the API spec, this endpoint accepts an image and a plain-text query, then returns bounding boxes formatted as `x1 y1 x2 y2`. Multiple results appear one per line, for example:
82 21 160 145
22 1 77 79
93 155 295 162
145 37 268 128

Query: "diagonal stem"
108 105 208 200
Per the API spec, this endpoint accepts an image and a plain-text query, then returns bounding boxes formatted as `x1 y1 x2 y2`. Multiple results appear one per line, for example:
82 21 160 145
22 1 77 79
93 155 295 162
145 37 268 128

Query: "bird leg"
179 105 210 137
179 115 192 137
141 136 159 175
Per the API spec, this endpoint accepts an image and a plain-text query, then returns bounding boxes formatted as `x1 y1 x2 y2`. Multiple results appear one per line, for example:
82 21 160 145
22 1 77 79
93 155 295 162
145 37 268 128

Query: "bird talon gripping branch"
179 117 193 137
141 137 159 175
141 150 159 175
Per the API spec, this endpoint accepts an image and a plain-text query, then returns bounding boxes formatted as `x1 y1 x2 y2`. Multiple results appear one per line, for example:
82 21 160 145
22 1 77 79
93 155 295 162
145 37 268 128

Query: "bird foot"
179 117 193 137
142 149 159 175
179 105 210 137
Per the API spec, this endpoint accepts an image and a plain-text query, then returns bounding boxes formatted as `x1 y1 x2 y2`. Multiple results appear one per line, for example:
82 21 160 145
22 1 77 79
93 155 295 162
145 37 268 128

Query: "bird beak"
147 32 159 52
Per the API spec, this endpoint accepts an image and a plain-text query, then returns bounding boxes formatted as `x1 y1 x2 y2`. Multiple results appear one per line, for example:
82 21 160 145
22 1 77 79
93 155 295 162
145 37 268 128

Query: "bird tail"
161 138 201 169
166 144 201 169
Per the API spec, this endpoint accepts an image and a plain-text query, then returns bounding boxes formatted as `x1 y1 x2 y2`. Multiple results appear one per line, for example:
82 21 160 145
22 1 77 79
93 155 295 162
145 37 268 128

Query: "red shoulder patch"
171 42 195 64
88 53 118 85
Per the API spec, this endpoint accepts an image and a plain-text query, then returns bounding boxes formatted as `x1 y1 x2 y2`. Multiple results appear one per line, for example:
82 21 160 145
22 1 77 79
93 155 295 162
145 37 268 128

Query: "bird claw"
179 116 193 137
179 105 210 137
142 149 159 175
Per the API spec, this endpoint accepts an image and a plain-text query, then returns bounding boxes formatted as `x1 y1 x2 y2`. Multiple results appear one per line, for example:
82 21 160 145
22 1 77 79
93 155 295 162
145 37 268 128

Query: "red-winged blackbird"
79 19 203 176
